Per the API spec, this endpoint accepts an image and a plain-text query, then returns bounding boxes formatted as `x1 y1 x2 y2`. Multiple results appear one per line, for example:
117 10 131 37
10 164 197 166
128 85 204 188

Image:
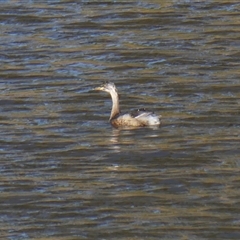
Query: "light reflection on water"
0 1 240 239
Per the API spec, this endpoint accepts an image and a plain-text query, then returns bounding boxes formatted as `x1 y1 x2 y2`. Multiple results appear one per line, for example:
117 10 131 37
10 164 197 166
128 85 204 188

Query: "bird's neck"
109 90 120 120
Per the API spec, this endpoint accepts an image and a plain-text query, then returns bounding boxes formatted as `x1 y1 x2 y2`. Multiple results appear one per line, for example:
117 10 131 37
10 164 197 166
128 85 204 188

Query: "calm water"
1 1 240 239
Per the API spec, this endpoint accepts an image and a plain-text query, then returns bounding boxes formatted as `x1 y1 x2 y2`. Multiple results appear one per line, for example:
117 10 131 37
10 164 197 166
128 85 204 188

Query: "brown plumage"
95 82 161 128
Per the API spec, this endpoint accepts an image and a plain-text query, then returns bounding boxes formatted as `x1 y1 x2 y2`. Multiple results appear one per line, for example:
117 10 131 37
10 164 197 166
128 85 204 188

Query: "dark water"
1 1 240 239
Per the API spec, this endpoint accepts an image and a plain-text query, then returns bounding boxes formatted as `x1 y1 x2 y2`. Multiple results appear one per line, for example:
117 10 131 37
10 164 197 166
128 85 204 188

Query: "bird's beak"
94 86 104 91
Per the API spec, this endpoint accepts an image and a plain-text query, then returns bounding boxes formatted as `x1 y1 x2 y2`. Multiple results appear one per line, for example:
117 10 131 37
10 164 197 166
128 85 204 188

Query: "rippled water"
1 1 240 239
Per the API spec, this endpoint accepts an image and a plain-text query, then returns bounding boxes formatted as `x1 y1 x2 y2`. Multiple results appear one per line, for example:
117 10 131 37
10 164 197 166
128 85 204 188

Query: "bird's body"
95 82 161 128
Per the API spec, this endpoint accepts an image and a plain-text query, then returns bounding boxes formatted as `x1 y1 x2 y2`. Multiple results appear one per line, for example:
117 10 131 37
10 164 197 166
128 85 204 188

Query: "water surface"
0 1 239 239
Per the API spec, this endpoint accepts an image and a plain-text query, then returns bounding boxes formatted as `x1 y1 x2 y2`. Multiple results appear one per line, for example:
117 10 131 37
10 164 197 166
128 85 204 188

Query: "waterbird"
95 82 161 128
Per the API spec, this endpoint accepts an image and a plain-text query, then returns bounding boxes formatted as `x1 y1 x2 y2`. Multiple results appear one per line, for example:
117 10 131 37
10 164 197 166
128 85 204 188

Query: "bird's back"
110 108 161 128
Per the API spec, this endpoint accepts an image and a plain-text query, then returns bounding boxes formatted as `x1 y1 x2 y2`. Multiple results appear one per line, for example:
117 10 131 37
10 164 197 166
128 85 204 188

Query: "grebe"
95 82 161 128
